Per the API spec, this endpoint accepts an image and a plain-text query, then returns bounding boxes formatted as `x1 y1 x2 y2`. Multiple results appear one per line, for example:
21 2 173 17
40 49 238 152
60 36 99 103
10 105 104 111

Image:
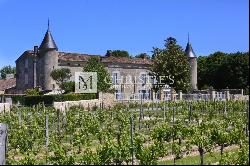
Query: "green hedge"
24 93 97 106
12 95 26 105
0 95 25 105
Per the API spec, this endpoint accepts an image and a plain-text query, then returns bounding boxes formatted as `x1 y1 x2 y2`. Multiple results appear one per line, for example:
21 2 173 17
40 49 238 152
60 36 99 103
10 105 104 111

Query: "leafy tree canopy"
0 65 16 79
83 57 112 93
25 87 40 96
197 51 249 93
150 37 190 92
60 81 75 94
50 68 72 86
105 50 130 58
135 53 151 59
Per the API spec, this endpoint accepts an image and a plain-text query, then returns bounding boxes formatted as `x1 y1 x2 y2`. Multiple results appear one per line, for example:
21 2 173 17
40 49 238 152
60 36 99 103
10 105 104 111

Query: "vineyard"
0 100 249 165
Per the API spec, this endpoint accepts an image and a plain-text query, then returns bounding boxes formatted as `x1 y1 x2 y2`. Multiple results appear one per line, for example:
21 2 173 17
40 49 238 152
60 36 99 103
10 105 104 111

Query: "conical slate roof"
185 42 196 58
39 29 58 51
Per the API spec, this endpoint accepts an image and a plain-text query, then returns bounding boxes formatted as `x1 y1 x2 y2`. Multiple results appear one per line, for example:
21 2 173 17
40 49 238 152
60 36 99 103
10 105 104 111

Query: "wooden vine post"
130 115 135 165
163 100 166 123
45 115 49 164
0 123 7 165
57 109 61 138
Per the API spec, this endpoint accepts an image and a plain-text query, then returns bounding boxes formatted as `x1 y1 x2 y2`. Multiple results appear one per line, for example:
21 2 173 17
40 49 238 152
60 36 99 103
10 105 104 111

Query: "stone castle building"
15 24 197 99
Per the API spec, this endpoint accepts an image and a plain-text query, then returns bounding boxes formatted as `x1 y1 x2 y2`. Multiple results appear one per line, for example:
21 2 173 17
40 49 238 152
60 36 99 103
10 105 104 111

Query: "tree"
83 57 112 92
50 68 72 87
0 65 16 79
59 81 75 94
135 53 150 59
197 51 249 93
105 50 130 58
150 37 191 92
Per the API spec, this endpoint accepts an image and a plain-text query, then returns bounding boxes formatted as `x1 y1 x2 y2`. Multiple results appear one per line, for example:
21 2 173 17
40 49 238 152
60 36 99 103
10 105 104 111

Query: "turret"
37 20 58 91
185 35 197 91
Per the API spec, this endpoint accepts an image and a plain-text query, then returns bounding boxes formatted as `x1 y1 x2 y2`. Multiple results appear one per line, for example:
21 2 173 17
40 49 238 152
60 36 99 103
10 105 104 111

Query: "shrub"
25 87 40 96
12 95 25 105
60 81 75 94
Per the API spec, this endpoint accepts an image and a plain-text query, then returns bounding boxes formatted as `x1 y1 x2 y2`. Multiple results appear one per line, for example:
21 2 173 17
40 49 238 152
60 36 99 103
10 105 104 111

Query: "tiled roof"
58 52 100 62
39 30 58 51
101 56 152 65
58 52 152 65
17 50 152 65
0 78 16 91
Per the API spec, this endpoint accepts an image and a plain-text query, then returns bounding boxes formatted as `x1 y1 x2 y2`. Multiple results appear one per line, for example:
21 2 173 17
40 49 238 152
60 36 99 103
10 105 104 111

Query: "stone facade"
15 27 153 97
188 57 197 90
16 26 197 97
105 63 152 100
16 51 35 92
37 49 59 91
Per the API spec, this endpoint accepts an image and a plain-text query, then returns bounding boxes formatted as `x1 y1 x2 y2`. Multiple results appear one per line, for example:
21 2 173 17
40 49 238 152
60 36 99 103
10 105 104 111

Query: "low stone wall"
54 99 100 112
231 94 249 101
0 103 11 113
53 93 117 111
99 92 117 108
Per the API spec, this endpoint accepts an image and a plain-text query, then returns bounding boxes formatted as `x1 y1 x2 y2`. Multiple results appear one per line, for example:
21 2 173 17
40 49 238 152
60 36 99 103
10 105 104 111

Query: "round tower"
185 35 197 91
37 21 58 91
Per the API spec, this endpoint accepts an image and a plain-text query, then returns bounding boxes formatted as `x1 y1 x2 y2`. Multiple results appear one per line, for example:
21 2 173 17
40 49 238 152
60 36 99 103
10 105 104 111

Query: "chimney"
34 46 38 55
33 46 38 88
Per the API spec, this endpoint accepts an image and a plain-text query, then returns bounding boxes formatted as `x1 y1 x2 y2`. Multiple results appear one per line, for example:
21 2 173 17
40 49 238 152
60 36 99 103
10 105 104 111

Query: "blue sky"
0 0 248 68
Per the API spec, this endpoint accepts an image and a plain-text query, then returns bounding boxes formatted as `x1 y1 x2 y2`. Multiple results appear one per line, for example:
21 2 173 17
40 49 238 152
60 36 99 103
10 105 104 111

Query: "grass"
158 151 223 165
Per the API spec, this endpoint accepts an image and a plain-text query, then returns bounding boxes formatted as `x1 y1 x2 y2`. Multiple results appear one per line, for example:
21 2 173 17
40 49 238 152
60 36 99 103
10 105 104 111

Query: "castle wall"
37 50 58 91
189 58 197 90
106 63 152 99
57 61 151 97
16 54 35 93
16 53 151 95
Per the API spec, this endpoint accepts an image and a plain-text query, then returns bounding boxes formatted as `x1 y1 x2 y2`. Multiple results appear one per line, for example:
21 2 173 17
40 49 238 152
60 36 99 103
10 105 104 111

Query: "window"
139 90 149 100
25 74 28 84
112 71 120 85
115 90 124 100
115 90 119 100
139 73 147 86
